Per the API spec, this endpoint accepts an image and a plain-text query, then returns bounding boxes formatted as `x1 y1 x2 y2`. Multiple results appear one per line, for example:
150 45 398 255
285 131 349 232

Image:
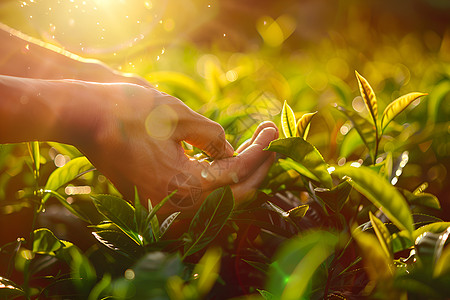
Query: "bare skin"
0 24 278 215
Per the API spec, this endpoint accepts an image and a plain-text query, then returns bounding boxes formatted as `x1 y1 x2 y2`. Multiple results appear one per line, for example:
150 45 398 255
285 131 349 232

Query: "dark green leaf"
314 181 352 212
133 188 152 243
287 205 309 219
92 230 144 258
0 277 25 297
184 186 234 258
70 247 96 293
427 80 450 124
91 194 141 245
265 137 333 189
32 228 63 254
334 164 413 233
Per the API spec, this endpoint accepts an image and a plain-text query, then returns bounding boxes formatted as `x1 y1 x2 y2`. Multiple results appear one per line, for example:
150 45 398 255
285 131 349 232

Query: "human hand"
73 83 277 215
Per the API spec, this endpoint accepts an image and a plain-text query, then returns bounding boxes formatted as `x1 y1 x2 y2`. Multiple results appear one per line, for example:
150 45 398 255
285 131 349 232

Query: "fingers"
236 121 278 153
180 111 234 159
185 126 278 190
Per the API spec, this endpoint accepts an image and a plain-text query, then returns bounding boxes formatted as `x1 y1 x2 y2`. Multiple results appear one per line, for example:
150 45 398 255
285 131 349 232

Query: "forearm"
0 75 102 145
0 23 149 86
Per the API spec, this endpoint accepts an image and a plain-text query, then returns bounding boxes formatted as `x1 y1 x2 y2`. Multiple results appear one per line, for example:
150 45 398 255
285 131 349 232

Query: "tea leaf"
352 227 392 281
413 222 450 240
334 164 413 233
27 141 40 179
337 106 376 159
427 80 450 124
43 156 94 204
91 194 141 246
381 92 428 131
92 230 144 258
184 186 234 258
434 245 450 277
295 111 317 139
265 137 333 189
355 71 378 127
369 212 392 259
281 101 296 138
267 231 338 299
0 277 25 298
314 181 352 213
160 211 181 238
287 205 309 219
32 228 63 254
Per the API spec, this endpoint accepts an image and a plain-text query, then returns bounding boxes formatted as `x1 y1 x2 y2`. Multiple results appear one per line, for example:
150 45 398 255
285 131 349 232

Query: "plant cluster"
0 67 449 300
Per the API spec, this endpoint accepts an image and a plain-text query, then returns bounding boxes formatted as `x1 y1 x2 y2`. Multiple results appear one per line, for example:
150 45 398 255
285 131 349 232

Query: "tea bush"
1 2 450 299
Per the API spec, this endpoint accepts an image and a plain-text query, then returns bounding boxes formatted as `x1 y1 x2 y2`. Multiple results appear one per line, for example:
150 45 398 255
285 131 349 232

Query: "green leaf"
279 158 320 183
184 186 234 258
32 228 63 254
258 289 275 300
70 247 96 293
267 231 339 300
339 127 365 158
314 181 352 213
27 141 40 179
133 188 153 244
295 111 317 139
43 156 94 203
265 137 333 189
91 194 141 245
352 227 392 281
281 101 296 138
334 164 413 233
413 222 450 240
434 244 450 277
47 142 83 158
355 71 378 127
369 212 392 259
88 273 111 300
287 205 309 219
0 277 25 298
381 92 428 132
337 106 376 159
402 190 441 210
92 230 144 258
146 198 160 243
160 212 181 238
193 247 222 296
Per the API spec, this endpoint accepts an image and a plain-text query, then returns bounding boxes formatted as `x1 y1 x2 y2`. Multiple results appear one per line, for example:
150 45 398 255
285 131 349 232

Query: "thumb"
181 112 234 159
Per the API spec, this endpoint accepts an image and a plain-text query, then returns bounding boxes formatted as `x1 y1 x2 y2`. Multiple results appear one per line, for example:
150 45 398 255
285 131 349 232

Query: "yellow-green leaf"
295 111 317 139
355 71 378 127
352 227 392 282
381 92 428 131
369 212 392 259
281 101 296 138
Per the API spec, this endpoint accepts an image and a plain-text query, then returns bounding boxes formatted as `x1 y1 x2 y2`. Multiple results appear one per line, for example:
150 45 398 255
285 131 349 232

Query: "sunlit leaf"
88 273 111 300
134 188 152 244
381 92 428 131
334 164 413 233
27 141 40 179
287 205 309 219
184 186 234 258
43 156 94 204
434 244 450 277
258 289 275 300
281 101 296 138
47 142 83 158
91 194 141 245
369 212 392 259
352 227 392 281
295 111 317 139
279 158 320 183
339 127 365 158
266 138 333 189
0 277 24 298
193 247 222 297
355 71 378 127
70 247 96 293
32 228 63 254
413 222 450 240
267 231 339 299
391 230 413 253
337 106 376 160
160 212 181 238
401 189 441 210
